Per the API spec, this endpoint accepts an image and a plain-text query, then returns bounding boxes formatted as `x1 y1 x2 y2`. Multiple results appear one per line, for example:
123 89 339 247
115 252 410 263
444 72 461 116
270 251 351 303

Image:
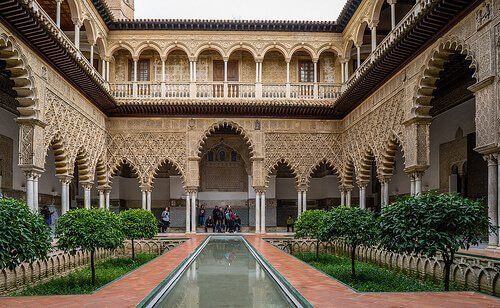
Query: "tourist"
199 204 206 226
235 215 241 232
205 216 213 233
161 207 170 233
40 205 53 226
217 206 225 232
286 215 295 232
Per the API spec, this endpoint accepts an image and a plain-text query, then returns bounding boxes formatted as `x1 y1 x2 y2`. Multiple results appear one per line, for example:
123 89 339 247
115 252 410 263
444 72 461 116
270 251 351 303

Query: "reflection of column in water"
192 260 199 306
255 262 261 280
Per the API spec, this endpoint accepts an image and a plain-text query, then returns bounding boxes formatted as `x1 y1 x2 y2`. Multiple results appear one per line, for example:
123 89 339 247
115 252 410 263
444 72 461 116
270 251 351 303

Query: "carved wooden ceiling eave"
106 101 339 119
0 0 117 113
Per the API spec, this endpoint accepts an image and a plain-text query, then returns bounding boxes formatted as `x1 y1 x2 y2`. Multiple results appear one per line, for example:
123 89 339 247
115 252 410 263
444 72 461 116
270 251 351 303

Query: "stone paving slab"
0 234 498 308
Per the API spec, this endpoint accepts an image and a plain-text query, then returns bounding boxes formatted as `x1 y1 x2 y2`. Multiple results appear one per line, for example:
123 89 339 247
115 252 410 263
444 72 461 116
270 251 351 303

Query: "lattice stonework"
42 90 107 178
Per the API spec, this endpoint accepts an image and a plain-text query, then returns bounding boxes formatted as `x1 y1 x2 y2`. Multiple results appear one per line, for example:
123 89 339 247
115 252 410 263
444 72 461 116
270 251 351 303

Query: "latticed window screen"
128 59 150 81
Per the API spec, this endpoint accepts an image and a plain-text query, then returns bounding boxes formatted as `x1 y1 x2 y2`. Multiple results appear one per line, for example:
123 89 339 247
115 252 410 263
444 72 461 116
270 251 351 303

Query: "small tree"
56 208 124 284
295 209 326 259
119 209 157 260
319 206 378 278
0 198 52 270
379 192 491 291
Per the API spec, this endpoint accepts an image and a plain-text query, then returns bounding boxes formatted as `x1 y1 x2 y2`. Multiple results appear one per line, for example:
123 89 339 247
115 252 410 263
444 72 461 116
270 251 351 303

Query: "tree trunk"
351 245 356 278
131 238 135 260
443 258 453 291
90 249 96 285
316 239 320 260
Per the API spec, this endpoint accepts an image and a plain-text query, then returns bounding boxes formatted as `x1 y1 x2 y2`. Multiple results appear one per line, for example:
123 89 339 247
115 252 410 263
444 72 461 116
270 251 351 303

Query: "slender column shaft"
346 189 352 206
340 190 345 206
341 62 345 82
33 175 39 213
356 46 361 68
90 45 94 65
260 192 266 233
302 191 307 212
371 26 377 52
286 61 290 83
99 190 104 209
383 181 389 206
185 193 191 233
133 60 138 82
487 156 498 247
161 60 166 81
26 173 34 211
390 3 396 30
498 160 500 247
193 61 197 82
414 174 422 195
224 60 228 82
102 59 106 78
191 192 197 233
313 62 317 83
344 62 349 81
56 0 62 28
359 186 366 209
258 62 262 83
106 61 110 82
61 181 68 214
255 62 259 83
297 191 302 216
141 191 147 209
147 191 152 211
410 175 415 196
74 23 81 50
83 185 91 209
255 192 260 233
105 191 110 209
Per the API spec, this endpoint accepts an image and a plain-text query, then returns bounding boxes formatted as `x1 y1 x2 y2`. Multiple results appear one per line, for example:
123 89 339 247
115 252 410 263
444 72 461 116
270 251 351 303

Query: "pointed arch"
358 146 377 184
412 37 478 118
304 158 340 189
0 32 38 117
94 156 109 188
341 155 356 187
196 121 254 158
75 148 92 183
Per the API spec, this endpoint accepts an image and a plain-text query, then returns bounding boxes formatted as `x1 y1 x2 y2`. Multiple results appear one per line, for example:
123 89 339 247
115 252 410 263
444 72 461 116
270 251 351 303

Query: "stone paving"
0 234 498 308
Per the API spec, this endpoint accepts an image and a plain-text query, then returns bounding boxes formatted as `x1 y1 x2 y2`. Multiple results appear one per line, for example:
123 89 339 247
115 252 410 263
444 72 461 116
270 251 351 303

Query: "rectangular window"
298 61 319 82
128 59 150 81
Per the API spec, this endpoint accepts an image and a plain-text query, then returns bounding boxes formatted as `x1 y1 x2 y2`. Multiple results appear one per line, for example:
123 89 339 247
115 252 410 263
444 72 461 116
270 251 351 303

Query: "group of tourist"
205 205 241 233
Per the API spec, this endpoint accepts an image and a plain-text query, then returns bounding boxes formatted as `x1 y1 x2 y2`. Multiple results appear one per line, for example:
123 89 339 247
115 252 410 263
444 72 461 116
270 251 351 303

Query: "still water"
154 237 293 307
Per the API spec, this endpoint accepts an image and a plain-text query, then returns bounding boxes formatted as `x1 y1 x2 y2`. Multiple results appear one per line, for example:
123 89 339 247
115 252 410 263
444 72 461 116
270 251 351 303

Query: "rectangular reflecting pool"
142 236 309 308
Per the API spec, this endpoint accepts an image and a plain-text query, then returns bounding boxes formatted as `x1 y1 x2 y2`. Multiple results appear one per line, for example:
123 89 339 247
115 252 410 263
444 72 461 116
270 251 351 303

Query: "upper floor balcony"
107 48 342 101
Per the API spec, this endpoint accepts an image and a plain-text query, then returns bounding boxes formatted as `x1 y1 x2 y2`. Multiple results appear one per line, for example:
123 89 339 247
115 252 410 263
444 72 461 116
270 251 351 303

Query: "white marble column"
383 180 389 206
74 21 81 50
410 174 415 196
185 193 191 234
141 190 147 210
99 190 105 209
161 58 166 97
33 174 39 213
302 191 307 212
133 59 138 97
340 189 345 206
105 61 110 82
56 0 63 28
89 44 94 65
359 184 366 209
340 61 345 83
101 59 106 78
346 188 352 206
260 192 266 234
344 61 349 81
25 172 34 211
389 0 397 30
486 155 498 248
147 191 152 211
286 60 291 98
414 173 422 195
82 183 92 209
105 190 110 209
370 25 377 52
297 190 302 216
356 45 361 68
191 191 197 233
255 191 261 233
60 179 68 214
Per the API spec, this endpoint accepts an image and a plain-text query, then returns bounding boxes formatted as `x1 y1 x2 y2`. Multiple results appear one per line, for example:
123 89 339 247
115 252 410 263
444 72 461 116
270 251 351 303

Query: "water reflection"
155 237 290 308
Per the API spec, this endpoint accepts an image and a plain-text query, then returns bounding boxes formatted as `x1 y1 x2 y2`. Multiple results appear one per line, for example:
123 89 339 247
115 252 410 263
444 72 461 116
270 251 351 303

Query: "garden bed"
12 253 157 296
295 252 465 292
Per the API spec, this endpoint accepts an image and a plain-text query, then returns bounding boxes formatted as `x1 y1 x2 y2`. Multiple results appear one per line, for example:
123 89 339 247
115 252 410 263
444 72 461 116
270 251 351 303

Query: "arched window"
218 150 226 161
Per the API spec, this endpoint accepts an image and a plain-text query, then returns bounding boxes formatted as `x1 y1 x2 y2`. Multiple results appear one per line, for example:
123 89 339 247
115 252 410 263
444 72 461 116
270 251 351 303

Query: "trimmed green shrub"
0 198 51 269
56 208 124 284
119 209 157 259
379 192 492 291
295 209 326 259
320 206 378 278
